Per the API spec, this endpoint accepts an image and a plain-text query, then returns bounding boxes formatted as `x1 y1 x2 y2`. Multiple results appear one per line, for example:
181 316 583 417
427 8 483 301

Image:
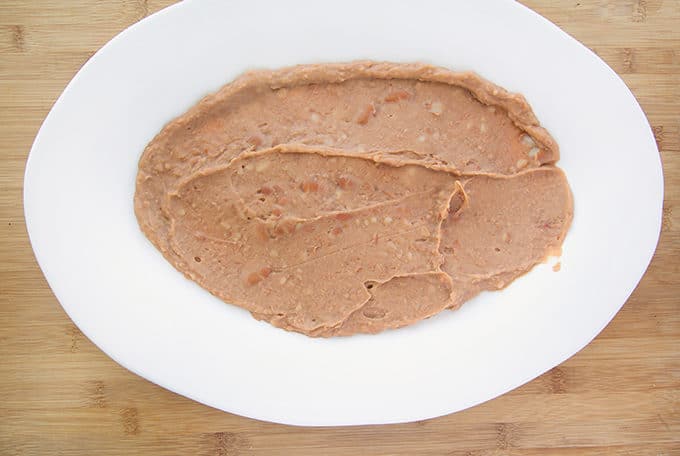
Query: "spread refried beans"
134 61 573 337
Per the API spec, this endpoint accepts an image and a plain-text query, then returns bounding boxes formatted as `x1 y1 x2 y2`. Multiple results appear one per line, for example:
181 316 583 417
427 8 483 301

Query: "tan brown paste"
134 62 573 337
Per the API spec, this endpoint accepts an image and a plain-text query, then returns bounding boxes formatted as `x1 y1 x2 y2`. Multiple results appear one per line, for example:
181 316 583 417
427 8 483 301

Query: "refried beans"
134 61 573 337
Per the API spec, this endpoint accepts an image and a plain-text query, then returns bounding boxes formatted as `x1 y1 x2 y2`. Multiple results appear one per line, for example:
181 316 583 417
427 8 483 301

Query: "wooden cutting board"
1 1 678 454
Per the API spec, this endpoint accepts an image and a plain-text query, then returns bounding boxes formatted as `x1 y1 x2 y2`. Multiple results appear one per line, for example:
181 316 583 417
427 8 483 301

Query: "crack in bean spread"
134 61 573 337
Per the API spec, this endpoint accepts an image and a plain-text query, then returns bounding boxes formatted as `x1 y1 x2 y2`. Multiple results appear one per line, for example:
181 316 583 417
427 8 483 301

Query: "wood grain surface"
1 1 679 454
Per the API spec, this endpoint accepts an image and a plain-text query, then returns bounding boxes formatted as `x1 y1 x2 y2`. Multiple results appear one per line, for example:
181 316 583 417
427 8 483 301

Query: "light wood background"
1 1 678 454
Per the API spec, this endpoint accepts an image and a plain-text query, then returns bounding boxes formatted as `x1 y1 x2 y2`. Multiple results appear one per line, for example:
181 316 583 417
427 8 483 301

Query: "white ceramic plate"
24 0 663 426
